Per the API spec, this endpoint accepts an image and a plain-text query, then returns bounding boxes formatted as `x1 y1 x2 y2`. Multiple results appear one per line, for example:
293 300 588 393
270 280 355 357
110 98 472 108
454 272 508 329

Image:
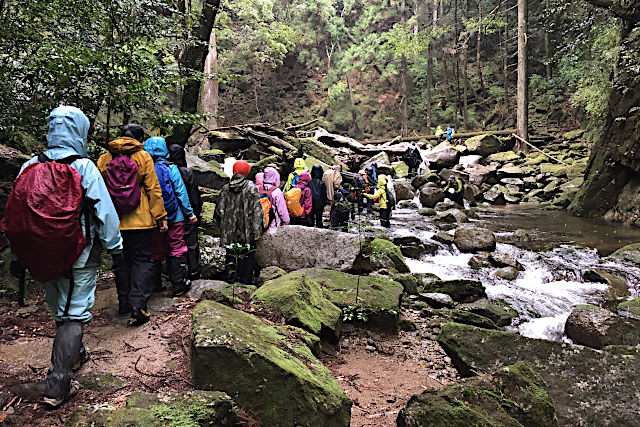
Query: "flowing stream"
387 204 640 341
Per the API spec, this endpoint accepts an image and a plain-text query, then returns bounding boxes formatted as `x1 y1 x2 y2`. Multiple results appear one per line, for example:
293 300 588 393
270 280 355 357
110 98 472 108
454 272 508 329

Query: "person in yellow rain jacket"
364 175 391 228
285 158 308 192
435 125 444 142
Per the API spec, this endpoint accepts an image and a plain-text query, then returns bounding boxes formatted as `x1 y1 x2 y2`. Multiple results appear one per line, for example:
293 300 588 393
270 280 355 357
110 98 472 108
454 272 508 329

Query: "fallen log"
362 129 517 144
233 126 297 152
511 134 569 166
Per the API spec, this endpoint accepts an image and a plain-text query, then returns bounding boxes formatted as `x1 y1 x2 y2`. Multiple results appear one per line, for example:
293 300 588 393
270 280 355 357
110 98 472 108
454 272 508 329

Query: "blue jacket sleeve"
170 165 194 218
77 160 123 252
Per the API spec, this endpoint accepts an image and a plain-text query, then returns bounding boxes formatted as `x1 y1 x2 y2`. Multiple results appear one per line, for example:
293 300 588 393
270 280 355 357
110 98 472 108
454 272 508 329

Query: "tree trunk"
168 0 221 146
399 0 408 137
476 0 485 92
454 0 461 128
426 0 438 130
544 0 553 79
503 2 509 103
200 30 218 129
516 0 528 151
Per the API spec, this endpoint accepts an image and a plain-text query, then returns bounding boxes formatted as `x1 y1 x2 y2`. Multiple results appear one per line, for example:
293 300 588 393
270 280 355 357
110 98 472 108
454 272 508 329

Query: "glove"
9 260 24 279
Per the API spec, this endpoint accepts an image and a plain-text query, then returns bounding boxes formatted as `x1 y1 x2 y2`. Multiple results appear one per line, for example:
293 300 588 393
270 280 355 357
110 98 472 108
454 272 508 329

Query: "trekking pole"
17 266 26 307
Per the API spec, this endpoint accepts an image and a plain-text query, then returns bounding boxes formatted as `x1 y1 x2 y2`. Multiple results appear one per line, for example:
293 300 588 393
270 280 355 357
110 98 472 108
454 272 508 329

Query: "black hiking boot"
129 308 150 326
118 300 131 315
43 380 80 408
172 279 192 297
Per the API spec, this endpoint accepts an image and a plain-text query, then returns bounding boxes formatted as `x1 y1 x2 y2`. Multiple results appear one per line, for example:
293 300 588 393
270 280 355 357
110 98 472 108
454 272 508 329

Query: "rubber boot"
151 260 164 293
168 256 191 297
44 321 83 403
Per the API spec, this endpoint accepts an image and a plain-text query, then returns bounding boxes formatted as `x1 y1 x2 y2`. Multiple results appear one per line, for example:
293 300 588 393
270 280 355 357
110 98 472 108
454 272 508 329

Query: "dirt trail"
0 274 458 426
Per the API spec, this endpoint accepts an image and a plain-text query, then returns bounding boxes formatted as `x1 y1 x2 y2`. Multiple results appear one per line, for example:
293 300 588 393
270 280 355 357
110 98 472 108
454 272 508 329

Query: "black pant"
224 245 256 285
380 207 391 228
290 217 311 226
115 229 154 311
309 208 324 228
452 191 464 206
184 223 202 279
45 321 83 399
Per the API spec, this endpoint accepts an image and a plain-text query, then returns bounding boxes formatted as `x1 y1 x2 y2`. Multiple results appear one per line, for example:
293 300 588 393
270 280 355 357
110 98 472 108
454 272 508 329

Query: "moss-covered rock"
191 301 351 426
259 266 287 282
610 243 640 266
397 361 558 427
76 372 124 393
391 273 419 294
539 163 568 177
618 298 640 320
393 161 409 178
198 149 225 163
564 304 639 349
288 137 346 170
66 390 238 426
200 203 217 236
422 279 487 303
464 134 502 157
563 129 584 140
436 309 500 330
364 238 409 273
247 155 280 181
493 266 520 281
187 153 229 190
418 207 437 216
486 151 520 163
199 235 226 279
458 299 518 327
253 271 343 349
438 322 640 426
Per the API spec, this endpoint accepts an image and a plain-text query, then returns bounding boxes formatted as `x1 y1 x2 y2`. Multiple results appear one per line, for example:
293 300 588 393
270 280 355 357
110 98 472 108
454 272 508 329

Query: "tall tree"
516 0 529 150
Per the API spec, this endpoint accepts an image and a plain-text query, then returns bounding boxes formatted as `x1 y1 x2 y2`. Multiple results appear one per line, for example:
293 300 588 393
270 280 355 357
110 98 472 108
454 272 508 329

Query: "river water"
387 204 640 341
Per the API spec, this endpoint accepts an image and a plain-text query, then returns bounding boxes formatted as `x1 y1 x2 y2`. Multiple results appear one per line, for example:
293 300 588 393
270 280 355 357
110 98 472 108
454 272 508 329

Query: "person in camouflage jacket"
214 160 264 284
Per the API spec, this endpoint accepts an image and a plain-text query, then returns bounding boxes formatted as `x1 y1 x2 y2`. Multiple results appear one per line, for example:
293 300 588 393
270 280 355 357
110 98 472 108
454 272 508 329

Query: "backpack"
154 163 180 221
353 174 366 189
333 192 350 216
0 154 90 283
105 154 141 215
285 187 306 217
258 186 276 229
386 188 396 210
290 172 300 188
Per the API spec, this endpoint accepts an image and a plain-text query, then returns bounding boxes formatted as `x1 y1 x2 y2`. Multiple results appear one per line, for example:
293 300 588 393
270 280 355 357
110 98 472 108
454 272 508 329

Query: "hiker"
364 175 392 228
446 126 455 141
1 106 123 408
361 166 378 215
309 165 328 228
435 125 444 142
214 160 263 285
330 183 356 231
386 175 397 211
285 157 307 192
444 175 465 206
97 124 167 326
262 166 290 229
169 144 203 281
144 137 197 297
286 172 312 226
322 164 343 202
402 142 423 177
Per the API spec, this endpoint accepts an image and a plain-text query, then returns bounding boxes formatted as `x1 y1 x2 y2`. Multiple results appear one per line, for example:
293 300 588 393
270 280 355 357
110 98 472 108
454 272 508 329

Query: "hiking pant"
44 267 98 323
309 207 324 228
380 207 391 228
115 229 154 311
152 222 187 261
45 320 83 400
451 191 464 206
290 217 311 226
184 223 202 279
224 244 256 285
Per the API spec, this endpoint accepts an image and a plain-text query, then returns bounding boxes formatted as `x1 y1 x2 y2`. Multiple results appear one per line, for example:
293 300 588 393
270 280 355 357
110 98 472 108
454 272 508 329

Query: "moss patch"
365 238 409 273
610 243 640 266
618 298 640 319
76 372 124 393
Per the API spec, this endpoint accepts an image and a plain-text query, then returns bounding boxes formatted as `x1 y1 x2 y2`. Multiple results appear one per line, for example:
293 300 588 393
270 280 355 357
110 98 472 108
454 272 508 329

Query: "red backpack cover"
0 155 87 282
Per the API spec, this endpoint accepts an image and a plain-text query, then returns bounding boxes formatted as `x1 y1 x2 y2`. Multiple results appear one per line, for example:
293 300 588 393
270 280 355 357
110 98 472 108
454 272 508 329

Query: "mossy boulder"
397 361 558 427
539 163 568 177
186 152 229 190
422 279 487 303
564 304 639 349
66 390 238 427
418 208 437 216
432 231 455 244
248 155 279 181
618 298 640 320
200 202 218 235
436 309 500 330
191 301 352 426
438 322 640 426
198 149 225 163
493 266 520 281
458 299 518 327
391 272 419 294
610 243 640 266
464 134 502 157
252 271 343 349
290 268 403 333
393 161 409 178
289 137 346 170
363 238 409 273
259 266 287 282
486 151 520 163
563 129 584 140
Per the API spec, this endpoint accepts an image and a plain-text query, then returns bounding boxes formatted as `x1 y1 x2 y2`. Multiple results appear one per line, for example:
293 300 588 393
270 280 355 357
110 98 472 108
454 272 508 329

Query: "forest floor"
0 273 458 426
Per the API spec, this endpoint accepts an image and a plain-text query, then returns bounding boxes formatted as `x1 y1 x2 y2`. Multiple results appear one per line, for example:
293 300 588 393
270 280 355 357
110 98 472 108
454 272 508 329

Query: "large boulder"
564 304 639 349
419 183 445 208
361 151 393 176
489 252 524 271
67 391 238 426
191 301 352 426
392 236 432 259
482 186 506 205
256 226 362 272
610 243 640 266
438 322 640 426
454 226 496 252
187 153 229 190
422 279 487 303
397 361 558 427
618 298 640 321
435 208 468 223
423 145 460 170
458 299 518 327
285 269 404 333
253 271 343 349
463 134 502 157
362 238 410 273
393 179 415 201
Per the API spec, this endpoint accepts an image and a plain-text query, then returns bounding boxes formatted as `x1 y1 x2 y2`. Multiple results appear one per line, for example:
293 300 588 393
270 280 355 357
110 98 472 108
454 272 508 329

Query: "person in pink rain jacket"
262 167 290 229
290 172 312 226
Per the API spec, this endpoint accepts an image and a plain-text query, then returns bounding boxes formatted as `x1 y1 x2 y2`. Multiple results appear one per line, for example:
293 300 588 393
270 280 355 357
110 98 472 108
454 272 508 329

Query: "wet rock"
393 179 415 201
565 304 639 349
463 134 502 157
514 228 532 242
417 207 436 216
397 361 558 427
398 200 420 209
256 226 362 272
482 186 506 205
363 238 410 273
419 184 445 208
423 145 460 170
253 271 343 349
493 266 520 281
463 183 482 203
486 150 520 163
453 226 496 252
411 171 439 189
458 299 518 327
393 236 428 259
468 255 491 269
399 318 417 332
439 309 500 330
200 235 226 279
583 269 630 305
392 273 419 294
361 151 392 175
418 292 455 309
435 208 468 223
610 243 640 266
67 391 238 427
198 149 225 163
438 322 640 426
187 153 229 190
618 298 640 321
432 231 454 244
191 301 351 426
422 279 486 303
259 266 287 282
489 252 524 271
